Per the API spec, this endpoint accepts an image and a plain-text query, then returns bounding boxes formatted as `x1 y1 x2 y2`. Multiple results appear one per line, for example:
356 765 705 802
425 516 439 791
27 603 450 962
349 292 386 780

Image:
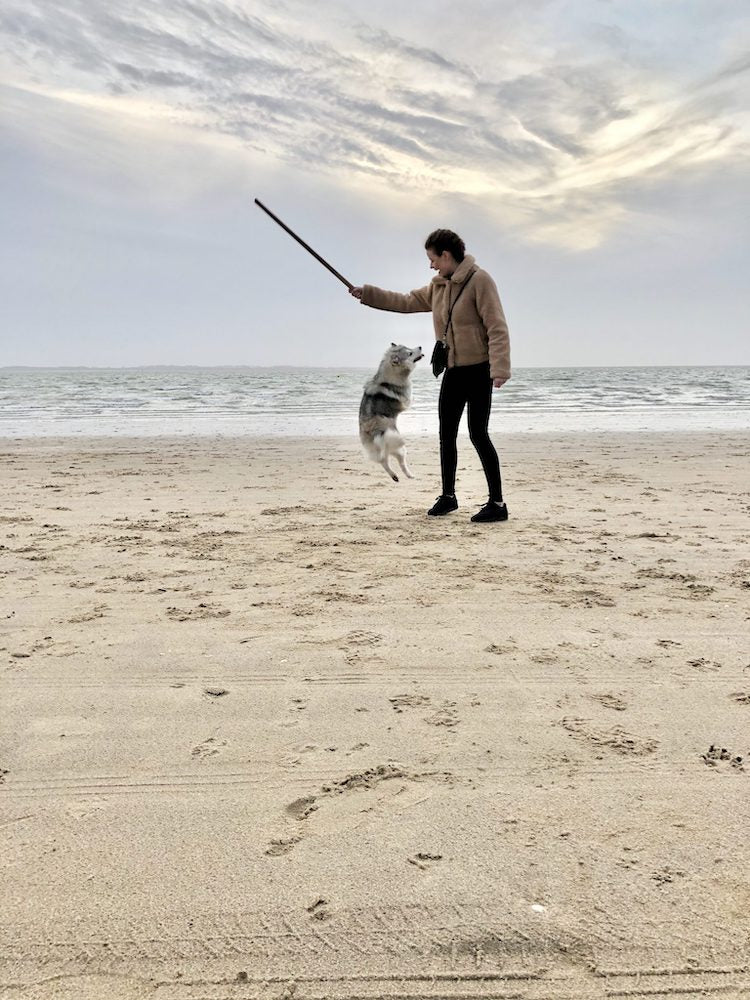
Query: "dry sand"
1 431 749 999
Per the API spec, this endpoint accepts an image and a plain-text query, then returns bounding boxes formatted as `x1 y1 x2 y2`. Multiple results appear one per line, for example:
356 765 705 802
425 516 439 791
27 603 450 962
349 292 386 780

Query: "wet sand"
1 432 749 999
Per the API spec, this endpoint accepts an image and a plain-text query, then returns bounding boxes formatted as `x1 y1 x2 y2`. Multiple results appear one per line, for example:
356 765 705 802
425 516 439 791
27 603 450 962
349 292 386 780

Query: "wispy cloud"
1 0 747 247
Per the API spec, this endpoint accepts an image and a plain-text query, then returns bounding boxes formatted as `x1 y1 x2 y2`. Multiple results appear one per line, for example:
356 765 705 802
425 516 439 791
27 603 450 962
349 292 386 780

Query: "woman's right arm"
349 284 432 313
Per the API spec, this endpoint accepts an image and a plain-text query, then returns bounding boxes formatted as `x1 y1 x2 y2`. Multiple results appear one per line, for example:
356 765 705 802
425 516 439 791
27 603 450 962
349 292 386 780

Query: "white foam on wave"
1 366 748 436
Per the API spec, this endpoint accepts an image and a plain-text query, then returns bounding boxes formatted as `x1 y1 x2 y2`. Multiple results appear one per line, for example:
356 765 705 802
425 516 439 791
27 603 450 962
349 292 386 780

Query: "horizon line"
2 363 748 372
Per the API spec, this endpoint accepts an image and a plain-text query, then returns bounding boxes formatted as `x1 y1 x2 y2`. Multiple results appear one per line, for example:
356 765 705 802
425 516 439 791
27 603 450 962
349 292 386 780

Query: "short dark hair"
425 229 465 262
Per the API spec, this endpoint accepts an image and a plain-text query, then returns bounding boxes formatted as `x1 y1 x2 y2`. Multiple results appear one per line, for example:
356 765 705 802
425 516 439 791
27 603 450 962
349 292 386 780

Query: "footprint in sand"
688 658 721 672
425 702 460 728
589 693 628 712
315 589 369 604
389 694 459 727
292 603 316 617
561 717 658 756
286 796 319 820
651 866 687 885
343 630 383 647
530 651 557 664
701 745 745 770
67 605 108 623
260 505 306 515
268 765 452 855
389 694 431 713
576 590 616 608
265 836 301 856
484 642 516 655
166 603 230 621
306 897 331 921
191 737 227 759
341 630 384 665
407 852 443 870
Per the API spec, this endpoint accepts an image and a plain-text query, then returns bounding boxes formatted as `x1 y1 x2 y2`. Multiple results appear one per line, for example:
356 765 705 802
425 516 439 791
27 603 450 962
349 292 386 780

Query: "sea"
0 366 748 437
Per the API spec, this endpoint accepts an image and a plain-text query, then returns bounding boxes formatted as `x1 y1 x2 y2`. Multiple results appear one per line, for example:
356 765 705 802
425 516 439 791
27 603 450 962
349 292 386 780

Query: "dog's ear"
391 342 397 347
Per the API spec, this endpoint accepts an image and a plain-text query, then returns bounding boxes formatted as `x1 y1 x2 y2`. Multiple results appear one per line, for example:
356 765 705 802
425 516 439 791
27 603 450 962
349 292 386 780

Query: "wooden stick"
254 199 354 290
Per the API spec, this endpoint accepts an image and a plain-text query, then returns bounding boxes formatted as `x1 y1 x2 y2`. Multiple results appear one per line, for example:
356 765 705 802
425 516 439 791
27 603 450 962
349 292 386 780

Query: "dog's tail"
361 430 404 481
381 428 405 452
362 428 403 462
360 431 382 463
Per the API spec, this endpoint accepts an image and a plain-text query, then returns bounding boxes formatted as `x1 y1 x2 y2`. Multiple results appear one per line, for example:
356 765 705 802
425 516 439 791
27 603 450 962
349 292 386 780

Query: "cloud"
354 24 476 81
0 0 747 247
113 62 198 88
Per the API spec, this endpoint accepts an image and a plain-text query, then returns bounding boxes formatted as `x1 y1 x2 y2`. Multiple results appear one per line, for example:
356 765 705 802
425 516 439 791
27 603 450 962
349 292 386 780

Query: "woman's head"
425 229 465 278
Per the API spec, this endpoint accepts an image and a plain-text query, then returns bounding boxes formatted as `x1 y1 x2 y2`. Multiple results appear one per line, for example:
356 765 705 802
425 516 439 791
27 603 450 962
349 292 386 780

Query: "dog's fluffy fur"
359 343 423 482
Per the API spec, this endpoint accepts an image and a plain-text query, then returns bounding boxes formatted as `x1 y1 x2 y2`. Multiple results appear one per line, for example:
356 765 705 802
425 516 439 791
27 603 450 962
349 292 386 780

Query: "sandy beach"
1 431 749 999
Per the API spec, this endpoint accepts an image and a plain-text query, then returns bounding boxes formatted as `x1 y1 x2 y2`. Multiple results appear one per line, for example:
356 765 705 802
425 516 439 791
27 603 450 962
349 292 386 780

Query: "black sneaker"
470 500 508 523
427 494 458 516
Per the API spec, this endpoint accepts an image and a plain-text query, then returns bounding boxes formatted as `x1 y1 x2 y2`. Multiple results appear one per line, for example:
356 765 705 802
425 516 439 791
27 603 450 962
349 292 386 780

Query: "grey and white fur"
359 343 424 482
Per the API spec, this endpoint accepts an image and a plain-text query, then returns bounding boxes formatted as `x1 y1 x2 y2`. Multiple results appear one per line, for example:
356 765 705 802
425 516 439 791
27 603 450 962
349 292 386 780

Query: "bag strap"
442 269 476 342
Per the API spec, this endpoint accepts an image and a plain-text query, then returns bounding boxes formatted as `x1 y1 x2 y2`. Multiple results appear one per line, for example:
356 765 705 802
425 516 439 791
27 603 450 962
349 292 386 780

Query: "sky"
1 0 748 368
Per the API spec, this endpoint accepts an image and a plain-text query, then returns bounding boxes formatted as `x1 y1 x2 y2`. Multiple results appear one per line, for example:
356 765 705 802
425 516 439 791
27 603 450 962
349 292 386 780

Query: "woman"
350 229 510 522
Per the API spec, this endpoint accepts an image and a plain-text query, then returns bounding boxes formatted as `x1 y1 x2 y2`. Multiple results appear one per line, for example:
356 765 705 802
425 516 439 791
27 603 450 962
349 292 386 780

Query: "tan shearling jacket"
360 254 510 381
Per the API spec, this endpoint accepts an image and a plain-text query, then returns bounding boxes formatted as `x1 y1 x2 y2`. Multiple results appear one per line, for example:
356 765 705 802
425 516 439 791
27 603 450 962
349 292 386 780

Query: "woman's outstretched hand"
350 287 363 300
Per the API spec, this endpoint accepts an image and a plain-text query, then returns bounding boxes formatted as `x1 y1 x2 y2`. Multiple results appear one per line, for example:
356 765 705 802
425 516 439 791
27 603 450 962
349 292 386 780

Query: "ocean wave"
1 366 748 436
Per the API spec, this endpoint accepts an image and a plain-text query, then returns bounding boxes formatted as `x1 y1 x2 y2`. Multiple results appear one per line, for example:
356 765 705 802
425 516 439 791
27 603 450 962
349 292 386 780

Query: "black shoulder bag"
430 270 476 378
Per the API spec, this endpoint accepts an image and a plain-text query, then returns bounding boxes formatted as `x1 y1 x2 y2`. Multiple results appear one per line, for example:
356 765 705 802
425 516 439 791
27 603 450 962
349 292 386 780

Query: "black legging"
438 362 502 501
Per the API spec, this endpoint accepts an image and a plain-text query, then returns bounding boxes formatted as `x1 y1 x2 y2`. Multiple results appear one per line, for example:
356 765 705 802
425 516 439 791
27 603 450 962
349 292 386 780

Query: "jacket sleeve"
475 272 510 381
360 283 433 313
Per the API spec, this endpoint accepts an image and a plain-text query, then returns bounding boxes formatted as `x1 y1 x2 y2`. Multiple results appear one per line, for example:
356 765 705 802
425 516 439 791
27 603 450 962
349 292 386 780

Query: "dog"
359 343 423 482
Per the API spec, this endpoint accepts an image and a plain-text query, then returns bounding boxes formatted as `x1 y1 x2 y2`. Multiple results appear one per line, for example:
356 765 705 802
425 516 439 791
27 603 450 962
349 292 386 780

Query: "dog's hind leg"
384 429 413 480
395 446 414 479
371 431 399 481
380 457 399 482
